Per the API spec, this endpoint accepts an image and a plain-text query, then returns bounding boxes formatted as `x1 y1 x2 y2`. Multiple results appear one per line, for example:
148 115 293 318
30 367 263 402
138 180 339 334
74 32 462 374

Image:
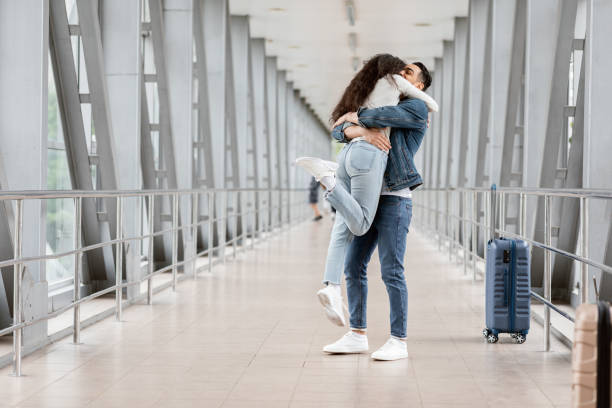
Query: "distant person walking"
309 177 323 221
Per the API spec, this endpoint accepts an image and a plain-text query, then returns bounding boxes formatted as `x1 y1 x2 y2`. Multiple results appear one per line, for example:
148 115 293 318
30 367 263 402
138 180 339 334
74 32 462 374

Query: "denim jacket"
331 98 428 191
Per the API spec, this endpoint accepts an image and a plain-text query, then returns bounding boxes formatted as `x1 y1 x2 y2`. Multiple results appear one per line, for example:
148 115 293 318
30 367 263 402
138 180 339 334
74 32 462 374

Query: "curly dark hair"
330 54 406 123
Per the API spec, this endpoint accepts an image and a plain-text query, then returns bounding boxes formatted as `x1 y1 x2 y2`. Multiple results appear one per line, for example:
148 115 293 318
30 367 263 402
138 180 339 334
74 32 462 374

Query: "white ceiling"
229 0 468 125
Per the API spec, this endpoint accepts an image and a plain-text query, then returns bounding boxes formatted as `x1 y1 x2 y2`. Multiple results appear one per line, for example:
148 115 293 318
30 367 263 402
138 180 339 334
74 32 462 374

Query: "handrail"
0 187 311 376
419 186 612 199
413 186 612 351
0 187 306 200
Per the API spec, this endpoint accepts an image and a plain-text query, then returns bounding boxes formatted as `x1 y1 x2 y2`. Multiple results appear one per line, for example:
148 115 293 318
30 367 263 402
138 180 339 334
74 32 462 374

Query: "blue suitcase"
482 237 531 344
482 185 531 344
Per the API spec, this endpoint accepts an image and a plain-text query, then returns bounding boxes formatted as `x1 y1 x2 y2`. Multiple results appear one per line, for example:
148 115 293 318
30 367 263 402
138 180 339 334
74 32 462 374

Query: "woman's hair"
330 54 406 123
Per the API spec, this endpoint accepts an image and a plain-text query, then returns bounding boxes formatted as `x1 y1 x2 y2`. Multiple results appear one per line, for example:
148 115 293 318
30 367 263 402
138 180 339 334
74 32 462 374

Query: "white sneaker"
371 337 408 361
323 331 369 354
317 285 346 326
295 157 338 182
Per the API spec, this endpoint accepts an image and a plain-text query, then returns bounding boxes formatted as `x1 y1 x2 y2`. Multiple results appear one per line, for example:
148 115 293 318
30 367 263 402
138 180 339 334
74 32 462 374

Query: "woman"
296 54 438 326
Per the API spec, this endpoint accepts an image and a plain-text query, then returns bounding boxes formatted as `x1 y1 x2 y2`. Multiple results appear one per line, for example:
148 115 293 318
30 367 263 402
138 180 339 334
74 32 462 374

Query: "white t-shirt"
381 185 412 199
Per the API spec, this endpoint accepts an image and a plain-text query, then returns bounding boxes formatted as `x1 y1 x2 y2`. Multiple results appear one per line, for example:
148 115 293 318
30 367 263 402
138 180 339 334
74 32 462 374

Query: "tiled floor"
0 218 572 407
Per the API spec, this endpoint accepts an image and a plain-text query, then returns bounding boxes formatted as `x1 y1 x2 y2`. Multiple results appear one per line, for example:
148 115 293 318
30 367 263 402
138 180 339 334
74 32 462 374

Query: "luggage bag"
481 185 531 344
482 237 531 344
572 301 611 408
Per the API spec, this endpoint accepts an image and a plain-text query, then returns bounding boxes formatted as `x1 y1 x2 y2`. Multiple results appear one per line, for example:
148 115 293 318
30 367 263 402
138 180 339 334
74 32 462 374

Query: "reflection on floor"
0 217 571 407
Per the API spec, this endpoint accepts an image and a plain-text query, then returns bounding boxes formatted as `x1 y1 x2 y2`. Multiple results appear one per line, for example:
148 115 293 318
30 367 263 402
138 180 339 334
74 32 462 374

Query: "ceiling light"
269 8 286 12
289 45 301 49
296 64 308 68
348 33 357 52
352 57 360 72
345 1 355 26
414 22 431 27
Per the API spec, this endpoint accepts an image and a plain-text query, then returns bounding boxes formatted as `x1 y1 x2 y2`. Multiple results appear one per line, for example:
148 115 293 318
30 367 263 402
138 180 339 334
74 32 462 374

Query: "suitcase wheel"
482 328 490 338
486 334 498 344
514 333 526 344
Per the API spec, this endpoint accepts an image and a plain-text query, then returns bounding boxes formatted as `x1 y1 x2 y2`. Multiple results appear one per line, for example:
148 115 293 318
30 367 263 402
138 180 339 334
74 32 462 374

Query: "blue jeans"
344 195 413 338
322 141 388 284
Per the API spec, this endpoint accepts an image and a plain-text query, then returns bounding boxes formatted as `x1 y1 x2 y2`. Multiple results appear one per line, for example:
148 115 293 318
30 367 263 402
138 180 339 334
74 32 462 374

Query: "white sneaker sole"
317 291 346 327
323 344 369 354
371 352 409 361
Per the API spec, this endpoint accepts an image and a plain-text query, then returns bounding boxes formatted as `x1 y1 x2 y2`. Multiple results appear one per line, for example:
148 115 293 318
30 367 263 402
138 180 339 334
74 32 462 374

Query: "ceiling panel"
230 0 468 125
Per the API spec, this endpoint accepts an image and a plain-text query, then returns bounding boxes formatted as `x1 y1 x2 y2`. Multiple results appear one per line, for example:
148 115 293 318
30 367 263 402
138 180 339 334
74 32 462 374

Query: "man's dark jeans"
344 195 413 338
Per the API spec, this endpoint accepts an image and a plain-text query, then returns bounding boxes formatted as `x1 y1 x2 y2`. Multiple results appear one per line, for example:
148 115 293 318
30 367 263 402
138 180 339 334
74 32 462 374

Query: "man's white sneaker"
295 157 338 182
323 331 369 354
371 337 408 361
317 285 346 326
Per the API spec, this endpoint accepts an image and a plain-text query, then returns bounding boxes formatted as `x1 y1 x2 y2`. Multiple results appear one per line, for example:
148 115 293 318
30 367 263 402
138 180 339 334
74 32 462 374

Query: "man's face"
401 64 424 90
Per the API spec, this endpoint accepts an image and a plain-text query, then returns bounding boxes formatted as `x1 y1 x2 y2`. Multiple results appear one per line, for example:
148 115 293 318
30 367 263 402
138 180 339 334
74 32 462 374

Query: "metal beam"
193 0 216 247
583 0 612 302
76 0 120 265
446 18 468 188
531 0 578 288
49 0 113 284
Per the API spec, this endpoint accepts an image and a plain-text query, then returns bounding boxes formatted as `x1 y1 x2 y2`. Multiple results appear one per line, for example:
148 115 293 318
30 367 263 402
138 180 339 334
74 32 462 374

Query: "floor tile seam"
414 232 488 404
518 360 560 406
219 320 282 406
9 344 107 407
287 325 321 403
79 359 158 407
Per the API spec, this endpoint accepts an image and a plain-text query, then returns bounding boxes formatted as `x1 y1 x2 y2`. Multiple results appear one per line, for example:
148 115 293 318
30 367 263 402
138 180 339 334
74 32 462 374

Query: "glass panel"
47 55 74 285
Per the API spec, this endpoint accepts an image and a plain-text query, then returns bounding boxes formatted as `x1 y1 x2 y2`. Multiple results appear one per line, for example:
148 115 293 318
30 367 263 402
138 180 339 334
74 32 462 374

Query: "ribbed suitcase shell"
485 238 531 336
572 303 612 407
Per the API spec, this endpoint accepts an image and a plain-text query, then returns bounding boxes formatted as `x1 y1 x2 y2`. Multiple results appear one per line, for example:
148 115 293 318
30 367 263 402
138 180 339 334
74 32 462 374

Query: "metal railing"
0 187 310 376
412 186 612 350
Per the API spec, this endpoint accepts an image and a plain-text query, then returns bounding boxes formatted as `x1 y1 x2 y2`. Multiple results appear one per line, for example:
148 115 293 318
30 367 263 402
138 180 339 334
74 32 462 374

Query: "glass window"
47 56 75 285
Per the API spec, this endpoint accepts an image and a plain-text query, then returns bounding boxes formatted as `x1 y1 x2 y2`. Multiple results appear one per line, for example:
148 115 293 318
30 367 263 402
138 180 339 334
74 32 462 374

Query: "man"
323 62 433 361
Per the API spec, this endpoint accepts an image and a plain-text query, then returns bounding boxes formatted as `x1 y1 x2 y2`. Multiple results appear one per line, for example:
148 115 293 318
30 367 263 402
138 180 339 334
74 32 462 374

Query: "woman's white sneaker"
371 337 408 361
323 331 369 354
316 285 346 326
295 157 338 182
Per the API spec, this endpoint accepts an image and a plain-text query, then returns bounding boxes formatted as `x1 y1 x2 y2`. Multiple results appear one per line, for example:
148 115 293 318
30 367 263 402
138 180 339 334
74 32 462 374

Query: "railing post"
519 193 526 236
499 191 506 235
147 194 154 305
580 196 589 304
73 197 82 343
462 191 467 275
192 192 198 279
472 191 477 280
222 191 227 264
484 191 489 266
240 191 247 253
233 191 238 259
172 193 178 291
446 190 451 261
12 199 23 377
543 194 551 352
208 191 214 273
115 196 123 321
250 190 255 250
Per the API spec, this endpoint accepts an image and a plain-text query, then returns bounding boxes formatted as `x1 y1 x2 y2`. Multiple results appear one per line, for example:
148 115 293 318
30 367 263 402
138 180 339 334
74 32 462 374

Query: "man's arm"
342 126 390 152
357 99 428 130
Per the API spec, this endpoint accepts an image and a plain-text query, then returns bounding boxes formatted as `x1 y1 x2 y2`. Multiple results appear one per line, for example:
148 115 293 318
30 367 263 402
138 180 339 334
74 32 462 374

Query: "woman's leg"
326 142 387 236
322 148 352 285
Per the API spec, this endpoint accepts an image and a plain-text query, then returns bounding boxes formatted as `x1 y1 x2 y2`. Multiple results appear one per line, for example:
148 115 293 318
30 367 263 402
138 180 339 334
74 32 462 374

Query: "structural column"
101 0 142 298
0 0 49 345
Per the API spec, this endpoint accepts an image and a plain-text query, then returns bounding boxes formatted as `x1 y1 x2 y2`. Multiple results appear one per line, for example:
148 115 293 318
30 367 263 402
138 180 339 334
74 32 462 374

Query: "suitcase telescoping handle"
490 184 498 242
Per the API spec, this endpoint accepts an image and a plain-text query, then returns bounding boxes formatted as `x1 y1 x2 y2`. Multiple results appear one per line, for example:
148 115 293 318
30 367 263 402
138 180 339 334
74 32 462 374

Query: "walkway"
0 218 572 407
